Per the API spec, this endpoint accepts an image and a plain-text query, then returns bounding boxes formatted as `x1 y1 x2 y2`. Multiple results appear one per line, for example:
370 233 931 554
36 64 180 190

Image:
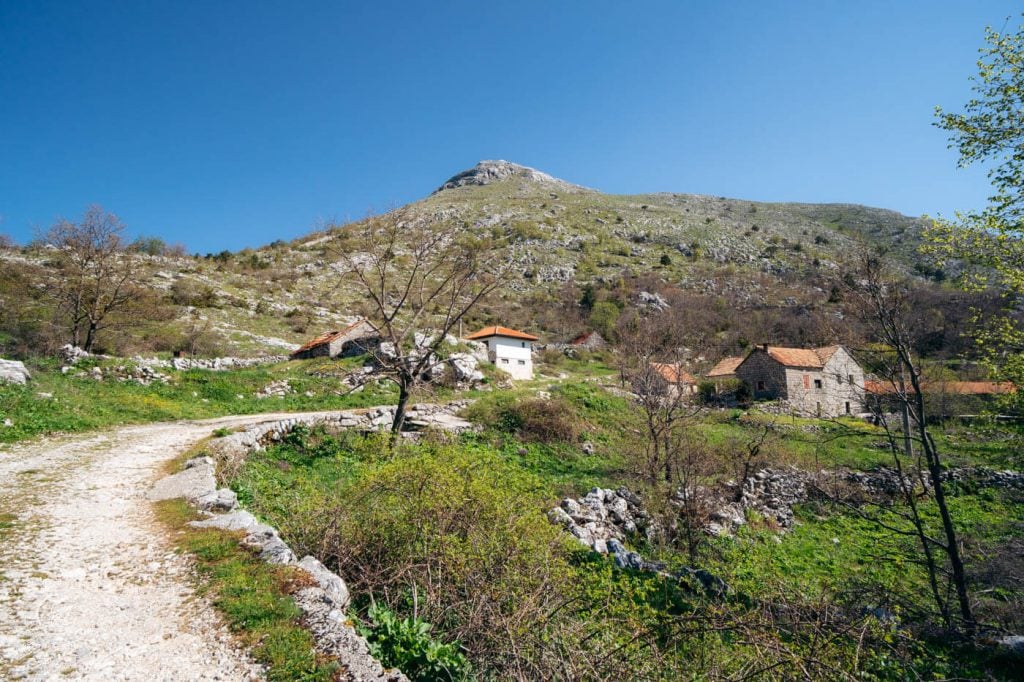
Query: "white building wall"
487 337 534 380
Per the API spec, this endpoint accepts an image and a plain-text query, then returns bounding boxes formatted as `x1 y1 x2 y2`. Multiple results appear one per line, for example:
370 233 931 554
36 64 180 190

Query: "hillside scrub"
228 394 1023 679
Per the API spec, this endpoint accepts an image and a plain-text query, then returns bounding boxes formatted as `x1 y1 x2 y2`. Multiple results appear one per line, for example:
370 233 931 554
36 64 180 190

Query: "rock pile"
548 487 656 553
255 380 292 399
637 290 670 311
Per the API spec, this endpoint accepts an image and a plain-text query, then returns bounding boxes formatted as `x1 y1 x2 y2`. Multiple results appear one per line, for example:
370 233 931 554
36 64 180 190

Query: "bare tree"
618 312 712 561
842 252 975 635
42 206 140 352
328 209 506 436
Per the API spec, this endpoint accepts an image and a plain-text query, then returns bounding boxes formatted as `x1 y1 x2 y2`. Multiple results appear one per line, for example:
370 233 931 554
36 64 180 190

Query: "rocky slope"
0 160 937 357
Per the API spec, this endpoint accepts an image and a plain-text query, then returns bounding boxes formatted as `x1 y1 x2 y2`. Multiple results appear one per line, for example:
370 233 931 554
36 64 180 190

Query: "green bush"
326 444 574 677
360 604 470 681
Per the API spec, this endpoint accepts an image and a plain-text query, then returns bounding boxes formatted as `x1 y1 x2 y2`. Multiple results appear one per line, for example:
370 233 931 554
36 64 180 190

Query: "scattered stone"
0 358 31 385
637 290 669 311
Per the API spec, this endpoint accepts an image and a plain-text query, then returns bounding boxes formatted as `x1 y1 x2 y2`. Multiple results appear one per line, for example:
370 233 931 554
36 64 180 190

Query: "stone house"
734 344 864 417
465 326 538 380
290 319 379 360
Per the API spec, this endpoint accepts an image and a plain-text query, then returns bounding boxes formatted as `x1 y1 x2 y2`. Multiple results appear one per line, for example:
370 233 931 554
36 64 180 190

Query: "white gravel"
0 412 339 681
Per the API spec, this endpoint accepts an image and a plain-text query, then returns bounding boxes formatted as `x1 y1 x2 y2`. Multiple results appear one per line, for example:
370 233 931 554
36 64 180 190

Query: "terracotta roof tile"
293 319 375 354
864 380 1014 396
651 362 698 385
465 326 539 341
707 356 743 377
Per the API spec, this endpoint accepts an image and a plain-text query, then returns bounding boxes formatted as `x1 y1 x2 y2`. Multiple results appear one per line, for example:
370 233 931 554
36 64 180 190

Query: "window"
813 379 822 389
848 374 854 384
521 341 526 348
501 358 509 364
845 401 851 414
517 360 525 365
802 375 810 389
756 380 765 392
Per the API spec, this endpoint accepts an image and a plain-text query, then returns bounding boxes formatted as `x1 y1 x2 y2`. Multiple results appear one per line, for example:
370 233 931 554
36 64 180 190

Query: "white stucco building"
465 326 538 380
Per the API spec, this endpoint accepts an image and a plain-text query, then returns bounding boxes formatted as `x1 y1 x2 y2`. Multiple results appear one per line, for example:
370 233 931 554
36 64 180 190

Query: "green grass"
0 358 396 443
154 498 337 681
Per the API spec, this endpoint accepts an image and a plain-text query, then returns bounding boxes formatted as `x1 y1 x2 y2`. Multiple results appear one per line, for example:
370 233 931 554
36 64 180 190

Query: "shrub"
359 604 470 681
326 445 574 677
497 397 581 443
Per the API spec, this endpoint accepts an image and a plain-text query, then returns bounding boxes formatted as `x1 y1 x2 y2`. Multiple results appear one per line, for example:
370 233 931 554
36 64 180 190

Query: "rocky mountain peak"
433 160 589 194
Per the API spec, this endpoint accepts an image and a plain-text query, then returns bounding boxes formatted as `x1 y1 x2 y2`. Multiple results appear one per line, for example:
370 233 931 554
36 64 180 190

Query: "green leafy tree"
929 18 1024 411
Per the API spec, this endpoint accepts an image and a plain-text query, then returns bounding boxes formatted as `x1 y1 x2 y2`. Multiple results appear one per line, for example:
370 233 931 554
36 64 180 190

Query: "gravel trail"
0 412 339 681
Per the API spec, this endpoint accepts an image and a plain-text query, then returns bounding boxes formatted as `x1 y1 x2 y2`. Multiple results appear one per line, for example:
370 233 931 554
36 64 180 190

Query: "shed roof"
293 319 375 354
651 362 699 385
865 380 1016 396
465 326 539 341
707 356 744 378
570 330 605 346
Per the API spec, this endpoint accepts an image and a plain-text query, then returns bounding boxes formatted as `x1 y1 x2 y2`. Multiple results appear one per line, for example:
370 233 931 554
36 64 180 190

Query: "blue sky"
0 1 1018 253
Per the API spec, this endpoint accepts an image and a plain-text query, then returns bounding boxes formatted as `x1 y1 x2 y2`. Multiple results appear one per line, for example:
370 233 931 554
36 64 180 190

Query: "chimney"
762 343 769 352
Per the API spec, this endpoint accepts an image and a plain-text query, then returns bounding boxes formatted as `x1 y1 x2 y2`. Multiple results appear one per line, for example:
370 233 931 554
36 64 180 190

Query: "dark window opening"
813 379 823 389
756 380 766 392
845 401 851 414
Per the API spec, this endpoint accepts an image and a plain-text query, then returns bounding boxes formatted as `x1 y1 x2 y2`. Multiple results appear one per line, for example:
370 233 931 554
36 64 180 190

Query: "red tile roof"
293 319 375 354
570 330 602 345
707 356 743 378
865 380 1016 396
651 362 698 385
465 326 539 341
754 345 844 369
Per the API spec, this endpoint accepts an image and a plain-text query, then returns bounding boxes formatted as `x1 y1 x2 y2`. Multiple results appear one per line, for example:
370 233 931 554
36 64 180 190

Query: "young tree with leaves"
929 17 1024 412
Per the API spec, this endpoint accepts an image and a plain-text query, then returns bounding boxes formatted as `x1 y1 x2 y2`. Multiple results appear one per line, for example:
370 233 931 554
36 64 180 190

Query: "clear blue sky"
0 1 1018 253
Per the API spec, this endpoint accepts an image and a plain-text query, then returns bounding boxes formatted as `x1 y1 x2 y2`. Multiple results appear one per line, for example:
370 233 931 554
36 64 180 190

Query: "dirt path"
0 412 341 681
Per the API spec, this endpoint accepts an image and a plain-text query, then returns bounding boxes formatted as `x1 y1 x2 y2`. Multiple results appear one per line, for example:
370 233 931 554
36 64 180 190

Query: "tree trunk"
390 381 411 443
83 322 98 353
907 358 975 635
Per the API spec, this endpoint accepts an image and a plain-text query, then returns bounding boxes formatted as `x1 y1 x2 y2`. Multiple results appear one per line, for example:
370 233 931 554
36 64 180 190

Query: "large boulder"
448 353 484 385
0 359 30 385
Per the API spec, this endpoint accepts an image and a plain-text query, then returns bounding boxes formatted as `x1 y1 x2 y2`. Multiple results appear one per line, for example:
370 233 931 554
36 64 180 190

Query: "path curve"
0 411 342 681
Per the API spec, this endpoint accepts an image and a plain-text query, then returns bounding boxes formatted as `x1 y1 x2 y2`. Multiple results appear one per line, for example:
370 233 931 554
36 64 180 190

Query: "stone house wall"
735 349 788 401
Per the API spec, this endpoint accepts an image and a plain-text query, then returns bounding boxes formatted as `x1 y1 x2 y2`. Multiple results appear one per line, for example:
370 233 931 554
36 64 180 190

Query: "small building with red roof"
465 325 538 380
291 319 379 360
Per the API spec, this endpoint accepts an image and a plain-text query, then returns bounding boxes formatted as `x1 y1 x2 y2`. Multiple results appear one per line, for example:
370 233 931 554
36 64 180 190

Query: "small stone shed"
290 319 379 360
568 330 608 350
706 356 743 387
734 344 864 418
648 362 700 398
